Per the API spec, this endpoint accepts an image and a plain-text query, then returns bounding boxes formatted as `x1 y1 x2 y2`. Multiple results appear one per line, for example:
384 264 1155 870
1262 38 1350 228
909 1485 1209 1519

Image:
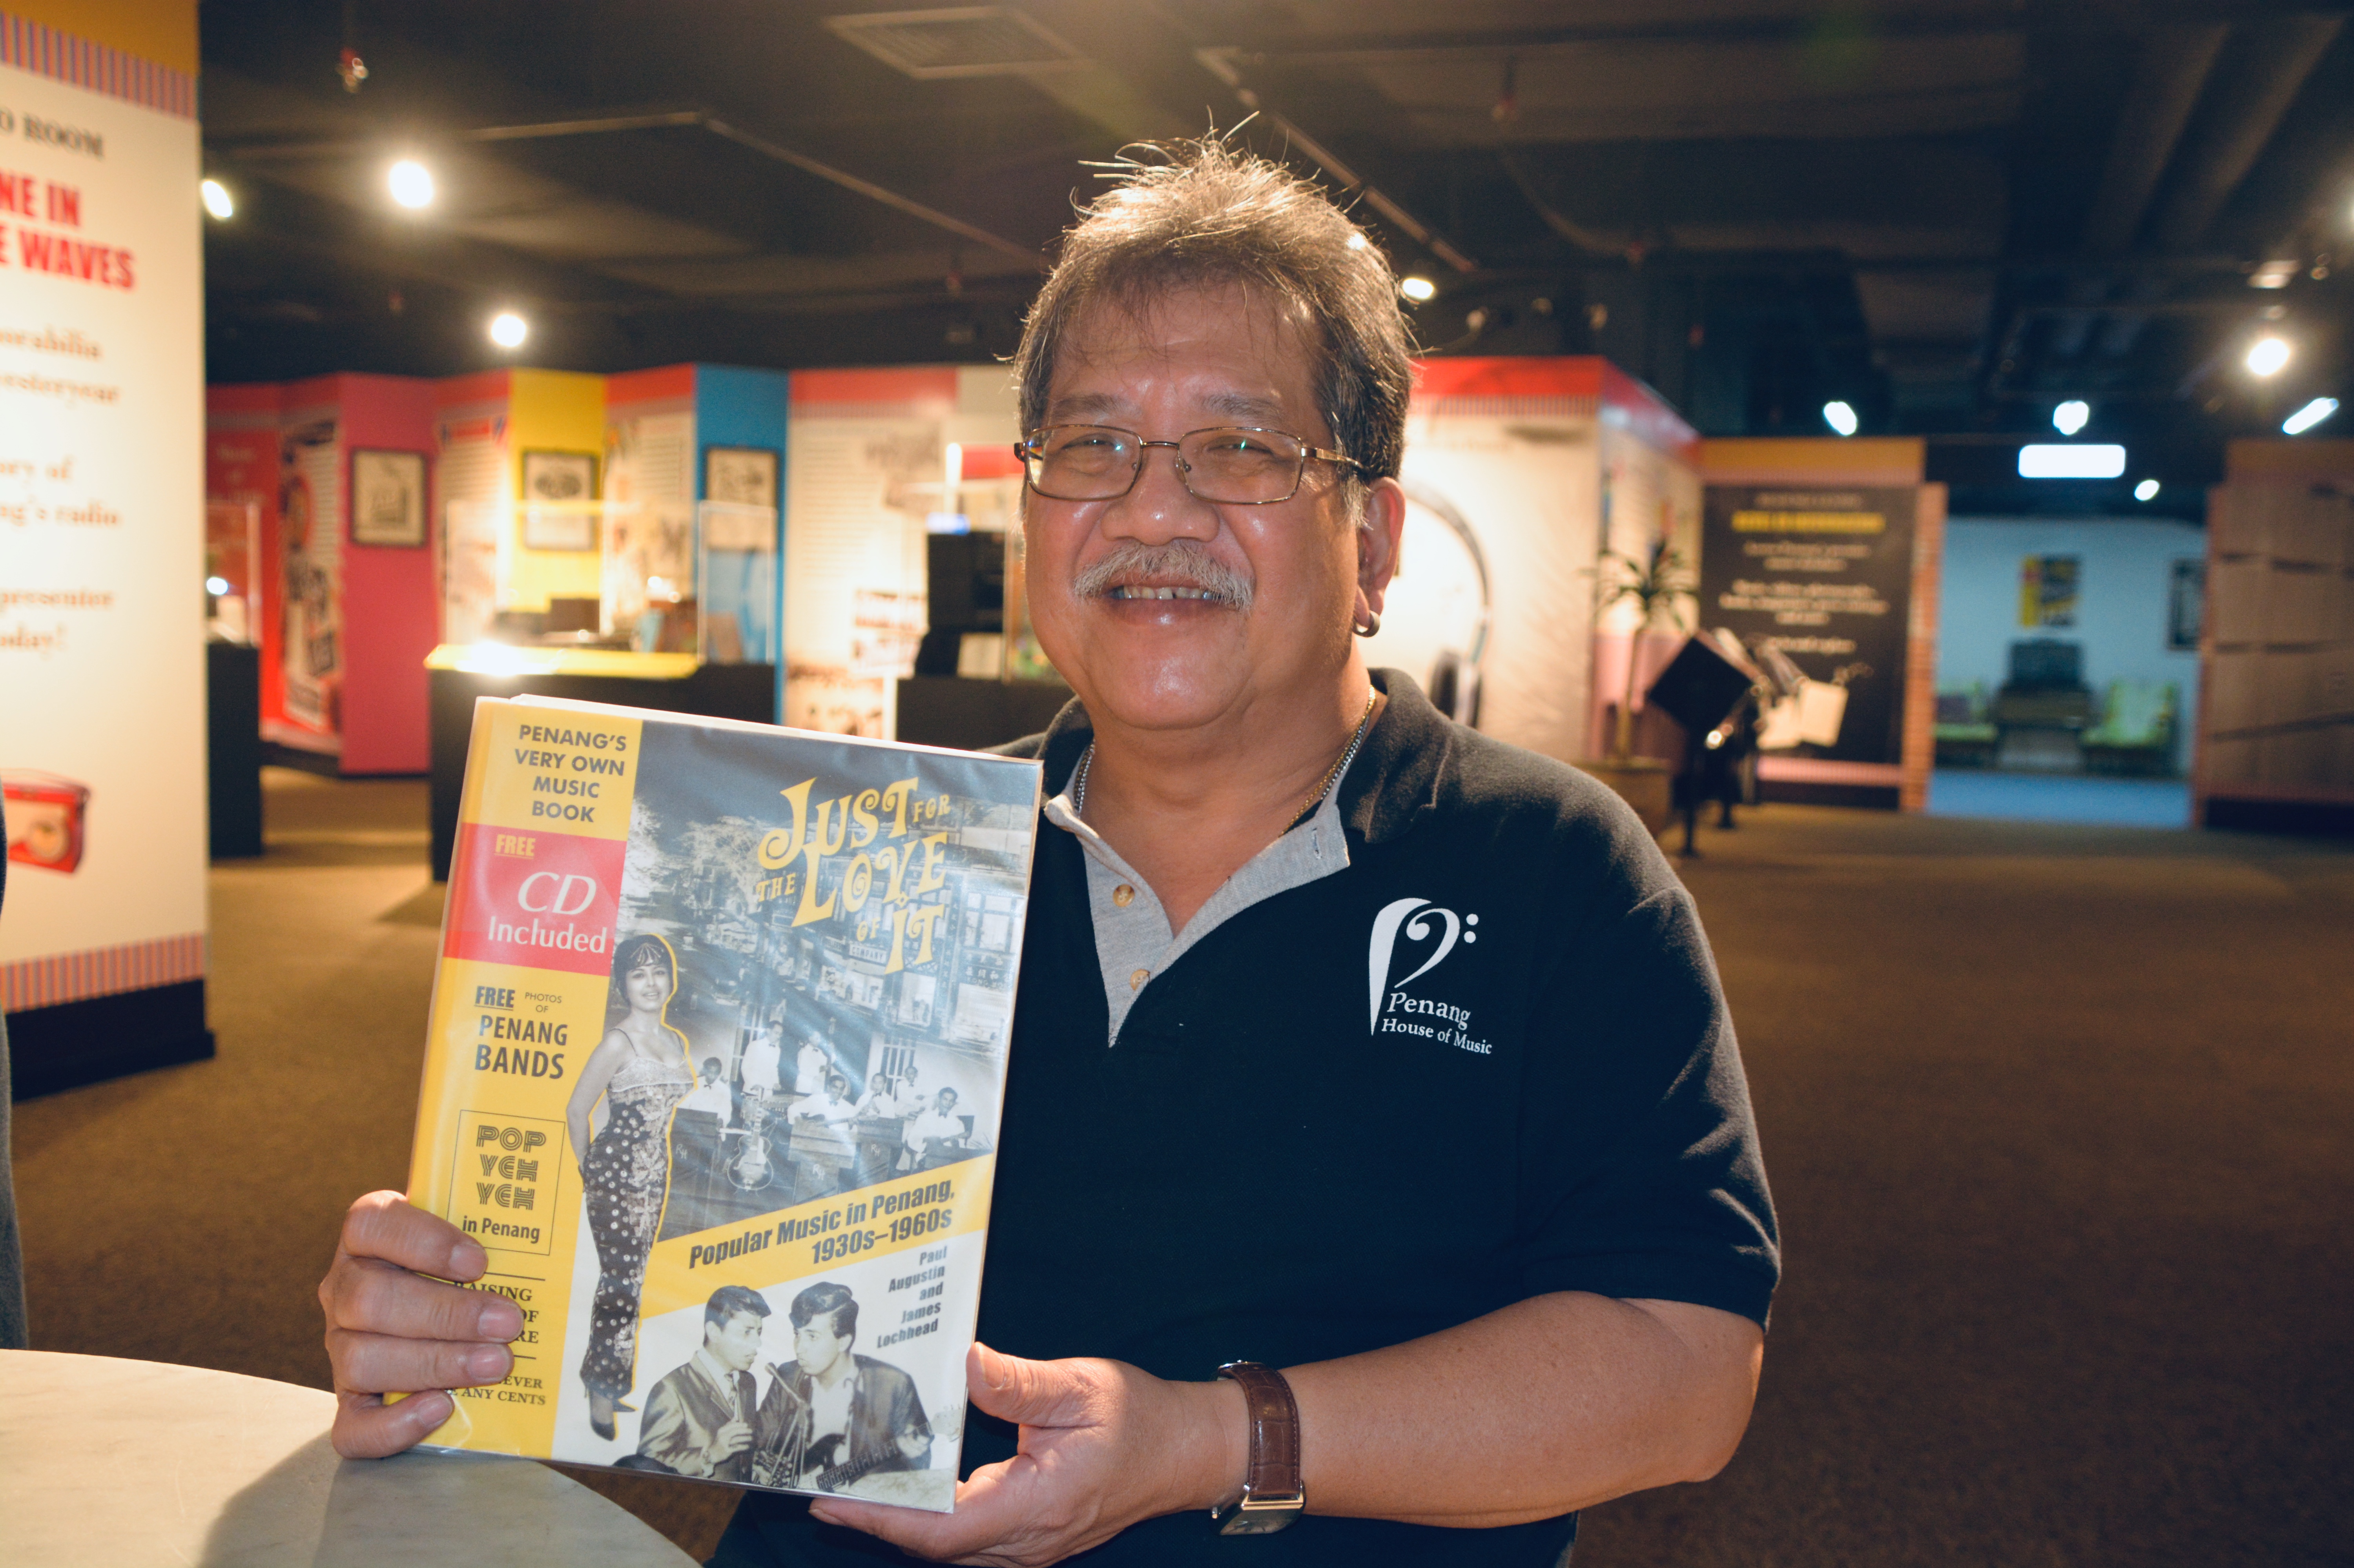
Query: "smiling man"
315 139 1777 1566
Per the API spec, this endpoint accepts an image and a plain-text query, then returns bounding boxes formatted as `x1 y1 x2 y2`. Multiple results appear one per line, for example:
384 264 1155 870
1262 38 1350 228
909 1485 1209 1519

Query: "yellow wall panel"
505 369 607 610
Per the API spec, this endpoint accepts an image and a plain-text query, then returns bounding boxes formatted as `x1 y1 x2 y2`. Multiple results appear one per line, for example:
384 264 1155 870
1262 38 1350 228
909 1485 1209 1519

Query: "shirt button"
1129 967 1149 990
1113 883 1135 907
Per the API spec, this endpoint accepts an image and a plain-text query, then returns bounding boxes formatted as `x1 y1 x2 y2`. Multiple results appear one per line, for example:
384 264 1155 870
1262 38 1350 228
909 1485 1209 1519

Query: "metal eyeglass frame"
1014 424 1363 505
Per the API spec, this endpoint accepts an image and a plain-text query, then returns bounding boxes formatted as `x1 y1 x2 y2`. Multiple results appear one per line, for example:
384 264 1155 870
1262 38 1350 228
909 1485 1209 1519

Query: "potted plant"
1584 541 1694 833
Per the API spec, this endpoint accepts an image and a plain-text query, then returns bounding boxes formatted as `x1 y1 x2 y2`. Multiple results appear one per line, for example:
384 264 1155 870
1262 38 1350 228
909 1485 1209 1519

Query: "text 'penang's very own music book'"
408 695 1041 1510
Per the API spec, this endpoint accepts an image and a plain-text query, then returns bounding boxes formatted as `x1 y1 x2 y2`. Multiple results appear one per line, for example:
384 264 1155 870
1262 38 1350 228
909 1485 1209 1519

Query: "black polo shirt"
724 670 1778 1566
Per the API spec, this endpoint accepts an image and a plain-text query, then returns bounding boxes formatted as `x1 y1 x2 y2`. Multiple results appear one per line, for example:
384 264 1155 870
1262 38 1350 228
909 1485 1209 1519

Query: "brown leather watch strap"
1213 1361 1304 1534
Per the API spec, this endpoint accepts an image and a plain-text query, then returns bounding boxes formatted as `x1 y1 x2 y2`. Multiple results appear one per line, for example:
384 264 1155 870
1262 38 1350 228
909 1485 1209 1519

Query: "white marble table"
0 1350 700 1566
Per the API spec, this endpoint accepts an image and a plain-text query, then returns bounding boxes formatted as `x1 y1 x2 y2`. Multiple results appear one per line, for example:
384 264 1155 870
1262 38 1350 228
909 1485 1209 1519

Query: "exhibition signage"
1698 484 1920 790
1374 357 1702 769
784 366 1020 739
0 4 212 1093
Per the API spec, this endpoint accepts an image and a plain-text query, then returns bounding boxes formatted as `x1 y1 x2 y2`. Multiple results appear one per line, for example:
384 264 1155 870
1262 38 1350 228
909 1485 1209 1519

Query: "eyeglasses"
1016 424 1361 505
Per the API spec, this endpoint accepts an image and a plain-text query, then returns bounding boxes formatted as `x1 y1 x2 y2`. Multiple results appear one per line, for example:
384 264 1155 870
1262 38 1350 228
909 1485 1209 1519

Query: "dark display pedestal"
895 676 1074 754
429 662 775 880
2203 797 2354 836
208 641 264 860
8 980 214 1101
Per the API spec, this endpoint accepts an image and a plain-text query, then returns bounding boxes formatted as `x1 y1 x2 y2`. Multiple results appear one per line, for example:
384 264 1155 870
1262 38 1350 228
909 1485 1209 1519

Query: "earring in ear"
1353 610 1381 637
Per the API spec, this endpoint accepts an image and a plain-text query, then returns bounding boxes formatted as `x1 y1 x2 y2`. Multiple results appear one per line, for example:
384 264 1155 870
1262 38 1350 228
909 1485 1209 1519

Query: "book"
406 694 1042 1510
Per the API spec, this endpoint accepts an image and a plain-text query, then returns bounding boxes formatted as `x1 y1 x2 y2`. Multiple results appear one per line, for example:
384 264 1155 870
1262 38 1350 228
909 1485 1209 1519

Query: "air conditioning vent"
825 6 1087 79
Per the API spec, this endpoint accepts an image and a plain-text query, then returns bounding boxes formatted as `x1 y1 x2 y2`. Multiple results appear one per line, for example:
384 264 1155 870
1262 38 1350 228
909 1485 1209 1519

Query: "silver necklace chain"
1070 688 1379 824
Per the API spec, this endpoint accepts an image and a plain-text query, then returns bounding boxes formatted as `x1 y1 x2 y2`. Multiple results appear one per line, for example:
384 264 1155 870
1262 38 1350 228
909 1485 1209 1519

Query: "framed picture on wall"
705 445 779 509
2019 554 2080 627
350 449 428 547
521 449 598 504
520 449 600 551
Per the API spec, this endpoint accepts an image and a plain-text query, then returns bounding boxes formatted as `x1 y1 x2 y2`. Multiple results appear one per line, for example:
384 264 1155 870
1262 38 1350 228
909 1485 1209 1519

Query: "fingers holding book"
319 1190 525 1459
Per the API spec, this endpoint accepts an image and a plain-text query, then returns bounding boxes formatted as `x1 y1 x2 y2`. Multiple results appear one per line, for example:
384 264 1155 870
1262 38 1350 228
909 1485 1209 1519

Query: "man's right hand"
715 1419 755 1458
319 1191 523 1459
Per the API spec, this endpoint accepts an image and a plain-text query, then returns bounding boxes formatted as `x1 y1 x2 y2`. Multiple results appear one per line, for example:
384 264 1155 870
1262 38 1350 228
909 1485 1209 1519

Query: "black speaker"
1645 635 1757 736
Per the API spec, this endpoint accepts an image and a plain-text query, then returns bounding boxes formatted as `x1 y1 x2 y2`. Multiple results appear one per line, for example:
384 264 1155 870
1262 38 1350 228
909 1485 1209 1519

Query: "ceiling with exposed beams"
200 0 2354 514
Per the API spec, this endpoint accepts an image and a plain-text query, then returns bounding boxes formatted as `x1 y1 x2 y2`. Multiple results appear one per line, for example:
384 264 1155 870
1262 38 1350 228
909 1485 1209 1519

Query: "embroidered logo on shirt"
1367 897 1489 1053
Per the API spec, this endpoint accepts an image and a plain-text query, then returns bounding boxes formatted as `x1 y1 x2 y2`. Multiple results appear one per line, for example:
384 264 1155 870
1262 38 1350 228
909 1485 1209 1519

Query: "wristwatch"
1210 1361 1306 1535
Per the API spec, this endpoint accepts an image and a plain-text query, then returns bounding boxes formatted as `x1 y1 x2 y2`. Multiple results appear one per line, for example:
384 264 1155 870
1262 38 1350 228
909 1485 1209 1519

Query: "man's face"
869 1073 889 1096
793 1311 852 1378
936 1089 958 1115
707 1309 764 1373
1023 284 1395 733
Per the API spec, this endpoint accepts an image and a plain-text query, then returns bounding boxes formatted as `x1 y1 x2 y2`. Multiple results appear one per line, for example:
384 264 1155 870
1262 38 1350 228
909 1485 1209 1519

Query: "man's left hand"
807 1342 1240 1566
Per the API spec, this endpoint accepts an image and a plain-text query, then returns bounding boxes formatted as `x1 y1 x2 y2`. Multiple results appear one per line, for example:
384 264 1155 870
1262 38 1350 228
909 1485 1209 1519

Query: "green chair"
2082 680 2179 776
1934 682 1998 767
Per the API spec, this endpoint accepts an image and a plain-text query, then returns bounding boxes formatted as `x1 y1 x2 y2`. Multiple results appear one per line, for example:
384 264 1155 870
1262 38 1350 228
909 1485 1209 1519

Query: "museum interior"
3 0 2351 1563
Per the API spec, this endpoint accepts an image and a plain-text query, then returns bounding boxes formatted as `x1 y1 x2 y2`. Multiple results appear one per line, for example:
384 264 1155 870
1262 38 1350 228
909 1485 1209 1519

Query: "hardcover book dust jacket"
407 695 1042 1510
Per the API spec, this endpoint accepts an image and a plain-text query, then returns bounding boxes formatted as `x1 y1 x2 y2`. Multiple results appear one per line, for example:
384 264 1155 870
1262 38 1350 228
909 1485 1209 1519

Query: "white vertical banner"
0 14 208 1032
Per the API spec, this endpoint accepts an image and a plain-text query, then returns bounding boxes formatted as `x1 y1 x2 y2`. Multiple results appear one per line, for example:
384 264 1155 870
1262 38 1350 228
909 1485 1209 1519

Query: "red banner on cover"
444 823 624 976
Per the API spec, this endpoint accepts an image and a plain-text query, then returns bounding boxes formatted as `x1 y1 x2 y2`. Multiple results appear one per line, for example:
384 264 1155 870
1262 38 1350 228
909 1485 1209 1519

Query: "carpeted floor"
13 770 2353 1565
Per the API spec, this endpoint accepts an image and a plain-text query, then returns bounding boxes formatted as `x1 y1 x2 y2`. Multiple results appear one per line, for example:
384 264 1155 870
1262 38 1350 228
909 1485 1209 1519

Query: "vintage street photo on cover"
604 719 1036 1244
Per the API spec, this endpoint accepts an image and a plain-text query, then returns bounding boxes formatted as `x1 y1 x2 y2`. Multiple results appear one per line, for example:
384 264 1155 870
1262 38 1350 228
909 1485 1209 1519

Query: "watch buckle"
1213 1488 1305 1535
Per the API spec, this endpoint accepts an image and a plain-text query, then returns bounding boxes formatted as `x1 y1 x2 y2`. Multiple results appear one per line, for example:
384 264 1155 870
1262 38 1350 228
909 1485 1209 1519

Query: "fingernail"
466 1344 511 1382
479 1299 523 1339
448 1236 488 1277
976 1344 1009 1390
411 1390 455 1426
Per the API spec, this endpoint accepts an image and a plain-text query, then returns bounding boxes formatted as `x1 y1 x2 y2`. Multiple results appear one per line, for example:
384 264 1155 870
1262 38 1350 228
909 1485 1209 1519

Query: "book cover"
406 694 1042 1510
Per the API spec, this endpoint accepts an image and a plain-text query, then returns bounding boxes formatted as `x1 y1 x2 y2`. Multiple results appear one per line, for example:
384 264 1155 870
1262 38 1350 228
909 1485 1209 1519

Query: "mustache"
1069 542 1255 610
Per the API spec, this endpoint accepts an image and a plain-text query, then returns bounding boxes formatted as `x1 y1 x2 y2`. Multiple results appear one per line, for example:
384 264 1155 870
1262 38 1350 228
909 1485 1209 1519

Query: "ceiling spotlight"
388 158 436 209
488 311 528 349
205 575 230 596
2248 259 2298 290
2283 397 2340 436
2019 443 2126 479
1822 400 1858 437
2245 336 2291 377
2134 479 2161 502
2052 399 2090 436
200 178 234 220
1399 275 1436 302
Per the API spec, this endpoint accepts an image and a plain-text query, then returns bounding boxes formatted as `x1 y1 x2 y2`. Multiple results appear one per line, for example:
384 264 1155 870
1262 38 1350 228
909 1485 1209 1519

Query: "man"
850 1069 900 1121
792 1033 830 1098
679 1056 733 1124
737 1027 780 1102
762 1281 933 1493
902 1085 969 1169
787 1071 861 1127
634 1285 783 1482
317 138 1776 1566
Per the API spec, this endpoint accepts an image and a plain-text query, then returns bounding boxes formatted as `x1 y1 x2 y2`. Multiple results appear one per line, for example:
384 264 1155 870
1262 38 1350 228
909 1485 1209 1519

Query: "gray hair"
1014 138 1415 490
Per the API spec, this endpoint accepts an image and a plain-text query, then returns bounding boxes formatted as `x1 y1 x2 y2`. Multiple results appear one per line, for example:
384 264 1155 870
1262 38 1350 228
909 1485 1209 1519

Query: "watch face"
1219 1513 1298 1536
